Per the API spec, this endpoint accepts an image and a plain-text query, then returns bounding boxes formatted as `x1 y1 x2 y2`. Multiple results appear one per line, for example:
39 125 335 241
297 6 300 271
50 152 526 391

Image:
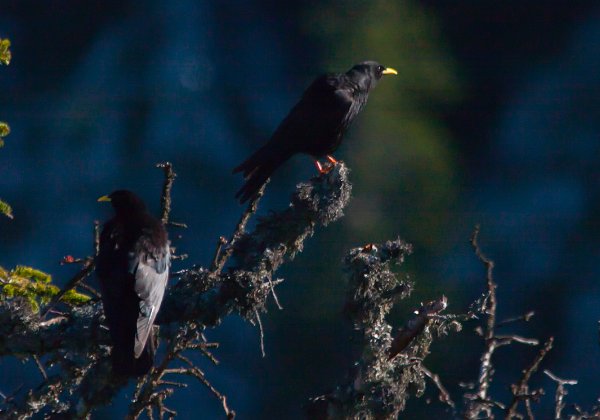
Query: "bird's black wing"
129 229 170 358
233 74 354 203
96 219 131 336
97 220 142 373
271 74 355 154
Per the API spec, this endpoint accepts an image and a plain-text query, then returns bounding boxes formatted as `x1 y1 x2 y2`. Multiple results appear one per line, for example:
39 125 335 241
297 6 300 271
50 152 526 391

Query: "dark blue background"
1 1 599 417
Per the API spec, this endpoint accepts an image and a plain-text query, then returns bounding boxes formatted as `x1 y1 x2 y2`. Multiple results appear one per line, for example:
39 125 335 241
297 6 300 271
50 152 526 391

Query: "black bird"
233 61 397 203
96 190 170 376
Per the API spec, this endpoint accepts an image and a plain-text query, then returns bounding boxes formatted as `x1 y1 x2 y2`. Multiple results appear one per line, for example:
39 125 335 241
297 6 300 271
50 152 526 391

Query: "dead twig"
32 355 48 382
41 257 95 318
94 220 100 256
497 311 535 327
254 308 266 358
495 335 539 347
212 182 267 275
210 237 228 272
77 282 101 299
465 225 498 419
544 369 578 420
421 365 455 409
505 337 554 419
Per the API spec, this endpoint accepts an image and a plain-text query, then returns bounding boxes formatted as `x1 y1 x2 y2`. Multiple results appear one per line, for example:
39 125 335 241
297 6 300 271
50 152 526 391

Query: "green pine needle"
13 265 52 283
0 199 13 219
0 265 91 312
0 122 10 139
0 38 11 65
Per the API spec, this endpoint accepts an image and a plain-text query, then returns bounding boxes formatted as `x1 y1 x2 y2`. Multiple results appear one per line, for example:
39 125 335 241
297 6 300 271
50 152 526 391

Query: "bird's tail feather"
111 327 156 376
233 144 268 177
233 145 289 203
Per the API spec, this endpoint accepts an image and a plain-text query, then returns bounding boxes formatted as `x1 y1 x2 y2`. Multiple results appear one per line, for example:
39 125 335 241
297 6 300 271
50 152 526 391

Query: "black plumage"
233 61 397 203
96 190 170 376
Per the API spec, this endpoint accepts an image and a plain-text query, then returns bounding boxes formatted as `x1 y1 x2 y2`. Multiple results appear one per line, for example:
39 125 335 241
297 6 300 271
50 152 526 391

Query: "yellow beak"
382 67 398 75
97 195 111 202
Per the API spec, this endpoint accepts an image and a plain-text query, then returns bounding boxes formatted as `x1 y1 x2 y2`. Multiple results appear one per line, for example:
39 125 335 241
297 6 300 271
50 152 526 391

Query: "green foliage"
12 265 52 283
0 199 13 219
0 38 11 65
0 265 91 312
0 121 9 140
0 39 10 216
0 121 9 149
62 288 93 305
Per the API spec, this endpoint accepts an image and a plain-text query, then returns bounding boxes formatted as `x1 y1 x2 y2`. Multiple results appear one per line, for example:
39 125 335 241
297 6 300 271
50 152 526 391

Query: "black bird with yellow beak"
96 190 170 376
233 61 397 203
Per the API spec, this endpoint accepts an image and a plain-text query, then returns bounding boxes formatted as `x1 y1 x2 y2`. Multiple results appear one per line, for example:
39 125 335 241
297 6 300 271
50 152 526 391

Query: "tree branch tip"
543 370 578 385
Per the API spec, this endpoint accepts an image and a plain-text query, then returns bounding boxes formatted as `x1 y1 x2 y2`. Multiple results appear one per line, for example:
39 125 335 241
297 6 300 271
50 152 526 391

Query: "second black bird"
233 60 397 203
96 190 170 376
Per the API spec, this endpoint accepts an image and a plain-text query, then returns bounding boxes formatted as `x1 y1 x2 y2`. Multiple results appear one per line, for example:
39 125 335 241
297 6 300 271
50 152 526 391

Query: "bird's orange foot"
314 159 333 174
314 156 337 174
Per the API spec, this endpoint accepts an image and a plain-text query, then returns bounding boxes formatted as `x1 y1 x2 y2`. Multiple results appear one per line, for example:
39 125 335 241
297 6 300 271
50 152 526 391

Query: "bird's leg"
314 157 337 174
313 159 326 174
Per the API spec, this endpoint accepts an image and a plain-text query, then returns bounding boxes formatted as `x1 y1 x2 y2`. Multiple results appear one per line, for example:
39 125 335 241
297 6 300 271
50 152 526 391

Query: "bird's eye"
377 65 385 73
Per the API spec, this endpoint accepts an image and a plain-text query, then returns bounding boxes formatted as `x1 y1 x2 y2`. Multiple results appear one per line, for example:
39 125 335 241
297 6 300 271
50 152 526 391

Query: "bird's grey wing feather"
130 239 170 358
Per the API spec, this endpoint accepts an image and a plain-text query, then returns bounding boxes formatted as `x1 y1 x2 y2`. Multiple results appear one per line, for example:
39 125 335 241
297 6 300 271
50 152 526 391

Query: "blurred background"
1 0 599 417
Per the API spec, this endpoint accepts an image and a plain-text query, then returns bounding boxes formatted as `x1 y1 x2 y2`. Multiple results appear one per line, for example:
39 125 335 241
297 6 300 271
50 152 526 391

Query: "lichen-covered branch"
126 326 234 420
158 163 351 325
3 165 599 419
307 239 462 419
0 302 111 419
156 162 177 226
306 227 594 420
0 163 351 418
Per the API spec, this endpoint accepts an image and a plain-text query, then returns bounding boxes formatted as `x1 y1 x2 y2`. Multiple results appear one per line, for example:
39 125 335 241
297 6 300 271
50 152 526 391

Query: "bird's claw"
314 157 337 175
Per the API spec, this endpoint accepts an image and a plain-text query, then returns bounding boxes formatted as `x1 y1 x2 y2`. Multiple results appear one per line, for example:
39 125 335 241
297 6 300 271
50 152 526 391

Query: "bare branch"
254 308 266 358
465 225 499 419
544 370 578 420
497 311 535 327
210 236 228 272
496 335 540 347
78 281 101 299
506 337 554 418
212 181 267 275
40 257 95 318
32 355 48 382
421 365 455 409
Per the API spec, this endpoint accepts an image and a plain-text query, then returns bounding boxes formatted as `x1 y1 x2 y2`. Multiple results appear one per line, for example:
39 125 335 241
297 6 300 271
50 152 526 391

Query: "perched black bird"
233 61 397 203
96 190 170 376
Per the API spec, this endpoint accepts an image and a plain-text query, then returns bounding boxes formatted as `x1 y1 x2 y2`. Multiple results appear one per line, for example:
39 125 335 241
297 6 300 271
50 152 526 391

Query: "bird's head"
347 61 397 90
98 190 147 217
